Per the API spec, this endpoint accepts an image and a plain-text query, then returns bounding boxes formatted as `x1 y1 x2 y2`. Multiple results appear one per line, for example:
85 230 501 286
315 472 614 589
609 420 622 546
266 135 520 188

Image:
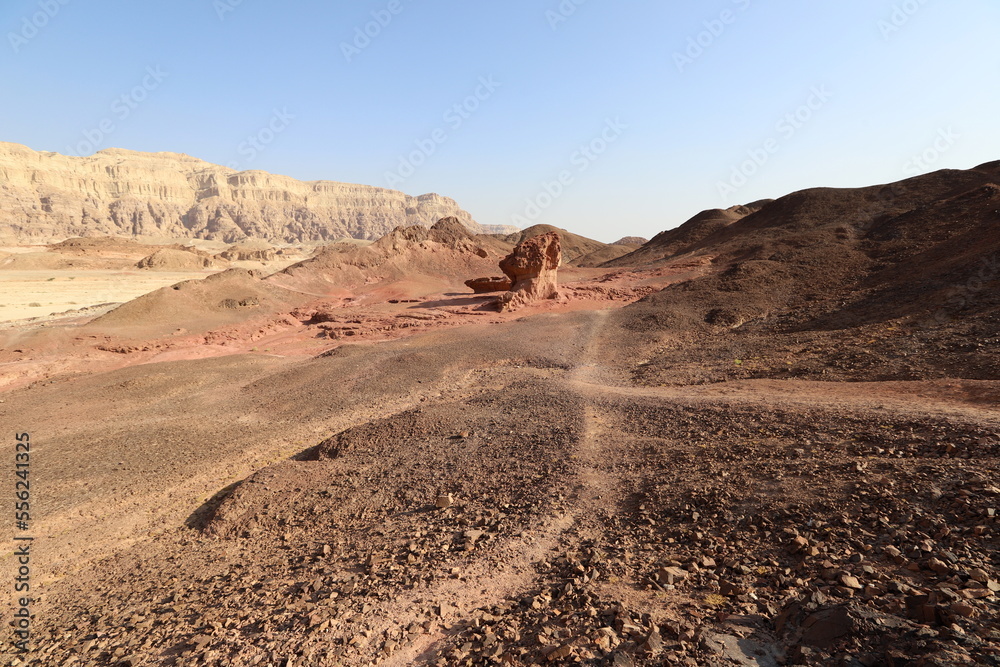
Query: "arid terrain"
2 163 999 667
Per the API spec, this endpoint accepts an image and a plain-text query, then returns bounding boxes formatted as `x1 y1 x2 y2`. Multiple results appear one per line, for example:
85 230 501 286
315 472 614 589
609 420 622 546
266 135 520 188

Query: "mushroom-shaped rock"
497 231 562 311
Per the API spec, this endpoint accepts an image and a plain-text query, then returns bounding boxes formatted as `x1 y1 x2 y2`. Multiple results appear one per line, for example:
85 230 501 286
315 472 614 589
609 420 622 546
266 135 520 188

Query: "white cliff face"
0 142 488 242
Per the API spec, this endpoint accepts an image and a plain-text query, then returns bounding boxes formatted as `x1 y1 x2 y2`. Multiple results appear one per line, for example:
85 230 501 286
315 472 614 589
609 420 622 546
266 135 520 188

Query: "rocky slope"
612 162 1000 385
603 201 771 268
0 141 498 243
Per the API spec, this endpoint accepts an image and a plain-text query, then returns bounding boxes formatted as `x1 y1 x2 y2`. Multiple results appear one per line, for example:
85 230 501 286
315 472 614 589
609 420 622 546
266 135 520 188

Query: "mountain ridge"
0 141 515 243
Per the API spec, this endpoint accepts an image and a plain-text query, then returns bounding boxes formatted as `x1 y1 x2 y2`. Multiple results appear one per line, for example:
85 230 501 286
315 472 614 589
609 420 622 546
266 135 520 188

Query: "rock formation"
612 236 649 246
496 231 562 311
216 243 277 263
503 224 605 265
465 276 512 293
136 247 221 271
268 217 500 293
0 141 514 243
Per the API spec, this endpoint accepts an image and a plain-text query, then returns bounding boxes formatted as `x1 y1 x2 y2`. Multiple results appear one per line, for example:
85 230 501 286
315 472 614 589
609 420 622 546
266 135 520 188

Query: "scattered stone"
610 651 634 667
641 629 663 653
656 566 689 585
800 607 855 648
546 642 574 661
720 579 749 597
949 602 976 618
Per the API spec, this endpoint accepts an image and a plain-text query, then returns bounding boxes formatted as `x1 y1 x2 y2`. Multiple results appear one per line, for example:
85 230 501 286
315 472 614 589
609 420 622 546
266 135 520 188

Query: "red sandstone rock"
497 231 562 311
465 276 513 293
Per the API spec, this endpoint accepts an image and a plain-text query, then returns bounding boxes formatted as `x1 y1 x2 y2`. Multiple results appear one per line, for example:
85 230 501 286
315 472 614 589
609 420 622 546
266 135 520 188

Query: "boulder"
465 277 513 293
496 232 562 311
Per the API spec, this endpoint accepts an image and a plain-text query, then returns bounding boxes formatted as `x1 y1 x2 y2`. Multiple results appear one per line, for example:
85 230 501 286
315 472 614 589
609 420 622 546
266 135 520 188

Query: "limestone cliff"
0 142 499 243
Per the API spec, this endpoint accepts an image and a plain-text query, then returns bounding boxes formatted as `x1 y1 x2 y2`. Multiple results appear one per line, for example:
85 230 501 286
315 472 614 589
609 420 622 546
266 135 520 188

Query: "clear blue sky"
2 1 998 242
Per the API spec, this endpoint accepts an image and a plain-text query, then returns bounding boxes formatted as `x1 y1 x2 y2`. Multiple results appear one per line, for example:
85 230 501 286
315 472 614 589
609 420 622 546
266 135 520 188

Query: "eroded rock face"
465 277 513 293
0 141 499 243
497 231 561 311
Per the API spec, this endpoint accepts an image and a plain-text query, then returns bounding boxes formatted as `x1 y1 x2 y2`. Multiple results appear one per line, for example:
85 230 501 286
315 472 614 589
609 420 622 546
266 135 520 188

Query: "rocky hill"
0 141 502 243
502 224 638 267
614 162 1000 384
603 201 771 268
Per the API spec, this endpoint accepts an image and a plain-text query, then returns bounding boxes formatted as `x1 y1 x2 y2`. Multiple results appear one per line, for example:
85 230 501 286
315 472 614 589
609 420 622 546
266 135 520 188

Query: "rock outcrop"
612 236 649 246
216 243 277 263
496 232 562 311
268 217 500 294
136 248 221 271
0 141 511 243
464 276 512 293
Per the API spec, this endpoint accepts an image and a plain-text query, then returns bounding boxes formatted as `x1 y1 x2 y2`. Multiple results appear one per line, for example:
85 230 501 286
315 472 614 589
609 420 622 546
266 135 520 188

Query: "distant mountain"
502 224 637 266
0 141 514 243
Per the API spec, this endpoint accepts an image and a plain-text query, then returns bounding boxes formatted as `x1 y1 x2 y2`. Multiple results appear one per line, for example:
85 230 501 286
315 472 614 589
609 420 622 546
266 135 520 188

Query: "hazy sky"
2 0 998 241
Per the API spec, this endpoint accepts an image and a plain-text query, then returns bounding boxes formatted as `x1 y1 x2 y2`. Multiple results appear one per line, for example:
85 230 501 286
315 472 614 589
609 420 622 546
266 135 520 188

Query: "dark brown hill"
504 224 610 265
612 236 648 246
603 201 772 268
613 163 1000 384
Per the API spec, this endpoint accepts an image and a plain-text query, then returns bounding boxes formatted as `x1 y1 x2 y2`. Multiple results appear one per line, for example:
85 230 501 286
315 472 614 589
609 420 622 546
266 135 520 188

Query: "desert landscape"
0 139 997 666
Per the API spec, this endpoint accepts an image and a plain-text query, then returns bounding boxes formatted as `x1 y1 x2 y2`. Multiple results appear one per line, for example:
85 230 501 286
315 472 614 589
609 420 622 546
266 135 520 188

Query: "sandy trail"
376 310 617 665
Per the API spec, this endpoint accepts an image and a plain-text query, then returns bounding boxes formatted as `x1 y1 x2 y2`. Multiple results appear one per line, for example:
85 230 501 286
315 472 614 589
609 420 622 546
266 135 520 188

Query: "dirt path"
566 376 1000 426
380 310 623 665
